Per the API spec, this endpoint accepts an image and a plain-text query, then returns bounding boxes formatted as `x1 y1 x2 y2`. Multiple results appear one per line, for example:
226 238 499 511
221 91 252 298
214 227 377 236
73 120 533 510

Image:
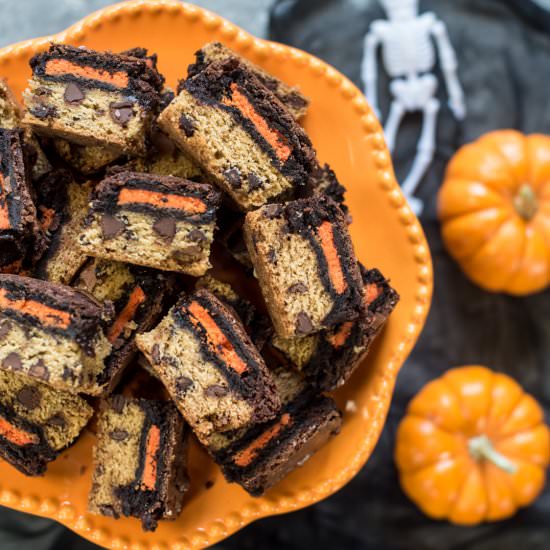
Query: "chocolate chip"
223 167 242 189
109 429 129 441
176 376 193 394
247 172 263 191
296 311 314 335
288 282 308 293
17 386 41 410
30 104 57 119
205 384 228 398
101 214 125 239
262 204 282 219
109 101 135 127
64 82 85 105
0 321 11 340
178 114 196 137
48 414 66 428
62 366 78 383
29 360 49 381
153 217 176 241
110 395 126 414
151 344 161 364
150 127 175 155
172 245 202 260
267 248 277 264
77 265 97 290
3 352 22 371
188 228 207 243
99 505 118 518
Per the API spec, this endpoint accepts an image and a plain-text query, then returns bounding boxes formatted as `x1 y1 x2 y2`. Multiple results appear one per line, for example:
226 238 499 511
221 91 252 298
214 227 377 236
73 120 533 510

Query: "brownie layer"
78 171 221 275
0 369 92 475
89 396 189 532
136 289 280 440
159 59 317 210
187 42 309 120
74 259 171 394
214 391 341 496
0 129 42 272
306 163 349 217
273 266 400 390
33 171 92 284
0 274 112 393
244 196 364 338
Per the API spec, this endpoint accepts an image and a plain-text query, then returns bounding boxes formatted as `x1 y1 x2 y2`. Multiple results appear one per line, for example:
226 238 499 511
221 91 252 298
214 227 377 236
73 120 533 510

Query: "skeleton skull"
379 0 418 21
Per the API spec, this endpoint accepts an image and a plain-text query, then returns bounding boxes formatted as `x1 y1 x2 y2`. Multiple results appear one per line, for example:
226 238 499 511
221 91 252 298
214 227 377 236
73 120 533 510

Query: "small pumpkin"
395 366 550 525
438 130 550 295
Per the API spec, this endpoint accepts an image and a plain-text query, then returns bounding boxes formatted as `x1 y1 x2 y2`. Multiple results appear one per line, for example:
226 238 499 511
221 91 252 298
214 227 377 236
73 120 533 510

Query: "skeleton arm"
431 18 466 120
361 25 382 118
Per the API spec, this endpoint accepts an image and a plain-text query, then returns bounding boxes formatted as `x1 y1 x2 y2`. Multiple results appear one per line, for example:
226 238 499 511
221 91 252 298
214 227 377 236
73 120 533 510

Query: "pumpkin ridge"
407 412 463 437
448 210 516 264
486 383 525 440
486 136 526 193
493 431 549 465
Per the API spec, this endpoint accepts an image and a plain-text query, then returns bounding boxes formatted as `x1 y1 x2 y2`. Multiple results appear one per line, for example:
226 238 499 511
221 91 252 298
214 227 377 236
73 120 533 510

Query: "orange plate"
0 1 433 548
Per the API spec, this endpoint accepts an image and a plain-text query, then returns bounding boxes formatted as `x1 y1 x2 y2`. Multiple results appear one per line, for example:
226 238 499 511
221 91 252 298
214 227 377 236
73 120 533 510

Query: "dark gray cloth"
263 0 550 549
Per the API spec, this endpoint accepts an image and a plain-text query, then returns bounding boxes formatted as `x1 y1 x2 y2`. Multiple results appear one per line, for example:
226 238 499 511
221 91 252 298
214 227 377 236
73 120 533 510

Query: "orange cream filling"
327 321 354 349
0 288 71 329
117 188 206 214
141 424 160 490
317 221 346 295
233 413 292 467
222 83 291 164
44 59 129 88
187 300 248 375
0 416 39 446
0 174 10 231
364 283 382 306
107 285 146 343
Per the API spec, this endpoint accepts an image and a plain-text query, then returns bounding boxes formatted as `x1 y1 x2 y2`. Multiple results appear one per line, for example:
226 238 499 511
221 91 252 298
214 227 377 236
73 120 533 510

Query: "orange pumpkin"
395 366 550 525
438 130 550 295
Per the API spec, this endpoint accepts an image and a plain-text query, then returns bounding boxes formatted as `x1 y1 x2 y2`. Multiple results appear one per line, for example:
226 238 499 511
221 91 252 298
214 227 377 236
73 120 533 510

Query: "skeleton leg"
383 99 406 153
402 98 440 215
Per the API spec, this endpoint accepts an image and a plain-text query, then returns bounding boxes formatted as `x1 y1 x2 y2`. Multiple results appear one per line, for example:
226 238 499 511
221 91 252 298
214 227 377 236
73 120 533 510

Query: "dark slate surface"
1 1 550 549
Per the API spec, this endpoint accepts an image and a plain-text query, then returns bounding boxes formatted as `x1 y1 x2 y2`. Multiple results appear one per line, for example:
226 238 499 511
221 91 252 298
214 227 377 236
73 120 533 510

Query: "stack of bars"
0 41 399 531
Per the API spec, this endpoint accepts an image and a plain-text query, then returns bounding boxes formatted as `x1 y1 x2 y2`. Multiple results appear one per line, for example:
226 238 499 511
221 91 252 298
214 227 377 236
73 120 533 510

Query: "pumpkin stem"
468 434 517 474
514 184 538 221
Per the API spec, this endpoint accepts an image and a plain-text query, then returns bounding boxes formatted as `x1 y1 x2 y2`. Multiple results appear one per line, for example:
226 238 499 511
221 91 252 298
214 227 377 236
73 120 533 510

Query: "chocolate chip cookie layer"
244 196 364 338
78 171 221 275
0 274 112 394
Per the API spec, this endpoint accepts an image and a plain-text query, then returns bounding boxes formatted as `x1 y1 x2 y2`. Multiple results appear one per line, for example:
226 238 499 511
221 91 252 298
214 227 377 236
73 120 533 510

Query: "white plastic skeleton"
361 0 466 214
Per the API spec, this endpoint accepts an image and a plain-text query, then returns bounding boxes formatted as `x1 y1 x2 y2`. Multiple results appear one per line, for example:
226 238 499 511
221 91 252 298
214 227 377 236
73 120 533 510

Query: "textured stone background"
1 1 550 549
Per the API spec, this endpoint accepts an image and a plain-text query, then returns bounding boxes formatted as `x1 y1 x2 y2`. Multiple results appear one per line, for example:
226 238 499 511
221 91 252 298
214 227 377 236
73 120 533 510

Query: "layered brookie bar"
244 196 364 338
23 44 163 155
307 163 349 218
0 78 51 181
78 171 221 275
272 266 399 391
74 258 171 394
136 289 280 441
33 171 92 284
206 366 342 496
158 58 317 210
0 129 42 273
187 42 309 120
0 274 112 394
89 395 189 532
0 369 92 476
